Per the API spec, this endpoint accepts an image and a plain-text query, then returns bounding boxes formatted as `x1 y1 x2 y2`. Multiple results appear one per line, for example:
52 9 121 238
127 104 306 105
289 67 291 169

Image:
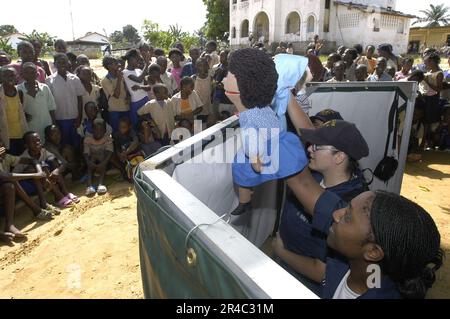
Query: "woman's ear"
363 243 384 263
333 151 347 166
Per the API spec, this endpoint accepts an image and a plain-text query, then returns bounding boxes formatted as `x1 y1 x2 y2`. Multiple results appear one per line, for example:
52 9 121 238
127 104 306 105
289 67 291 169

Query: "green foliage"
141 20 200 52
202 0 229 42
0 25 18 37
413 4 450 27
20 30 56 55
123 25 141 44
0 37 15 57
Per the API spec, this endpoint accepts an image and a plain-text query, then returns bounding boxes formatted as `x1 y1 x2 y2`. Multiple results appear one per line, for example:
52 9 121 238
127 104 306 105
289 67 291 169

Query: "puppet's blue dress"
232 106 308 188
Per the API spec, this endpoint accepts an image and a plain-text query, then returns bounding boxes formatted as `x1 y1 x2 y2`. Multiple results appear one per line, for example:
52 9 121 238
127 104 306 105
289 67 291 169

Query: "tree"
141 20 200 52
20 30 56 55
413 4 450 27
202 0 229 41
0 25 18 37
0 37 14 56
123 25 141 44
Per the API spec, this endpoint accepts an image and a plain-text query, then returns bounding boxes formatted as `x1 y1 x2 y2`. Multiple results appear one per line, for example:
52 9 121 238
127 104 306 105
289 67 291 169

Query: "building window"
397 19 405 34
232 27 236 39
241 20 249 38
286 12 301 35
307 16 315 33
373 17 380 32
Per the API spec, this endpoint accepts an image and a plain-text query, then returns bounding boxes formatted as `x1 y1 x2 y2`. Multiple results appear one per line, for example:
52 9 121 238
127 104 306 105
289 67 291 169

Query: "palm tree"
413 4 450 27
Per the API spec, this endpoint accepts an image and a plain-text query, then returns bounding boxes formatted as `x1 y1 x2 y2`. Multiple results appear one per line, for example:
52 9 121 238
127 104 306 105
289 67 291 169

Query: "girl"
18 62 56 144
168 48 184 90
193 57 213 126
171 77 204 124
223 48 308 216
420 53 444 149
394 58 413 81
122 49 151 127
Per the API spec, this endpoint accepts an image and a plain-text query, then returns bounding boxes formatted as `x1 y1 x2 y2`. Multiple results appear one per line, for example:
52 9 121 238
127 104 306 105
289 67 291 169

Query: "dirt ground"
0 150 448 299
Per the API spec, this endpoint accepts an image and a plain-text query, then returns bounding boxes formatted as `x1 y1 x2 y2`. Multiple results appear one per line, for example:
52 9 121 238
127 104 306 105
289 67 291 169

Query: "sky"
1 0 442 40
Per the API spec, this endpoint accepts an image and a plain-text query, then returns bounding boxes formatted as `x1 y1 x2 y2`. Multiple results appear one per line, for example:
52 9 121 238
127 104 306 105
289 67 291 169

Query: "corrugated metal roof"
334 1 416 19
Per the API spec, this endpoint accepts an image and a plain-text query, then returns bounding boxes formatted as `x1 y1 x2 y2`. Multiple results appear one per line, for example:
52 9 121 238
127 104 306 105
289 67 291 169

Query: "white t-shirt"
332 271 361 299
123 69 148 103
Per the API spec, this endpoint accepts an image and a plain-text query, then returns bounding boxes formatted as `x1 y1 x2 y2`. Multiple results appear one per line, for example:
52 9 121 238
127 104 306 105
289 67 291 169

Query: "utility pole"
69 0 75 40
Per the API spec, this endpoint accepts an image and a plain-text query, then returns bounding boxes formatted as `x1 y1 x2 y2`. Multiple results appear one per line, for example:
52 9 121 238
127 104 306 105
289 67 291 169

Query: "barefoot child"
14 132 80 209
1 138 52 242
84 119 114 196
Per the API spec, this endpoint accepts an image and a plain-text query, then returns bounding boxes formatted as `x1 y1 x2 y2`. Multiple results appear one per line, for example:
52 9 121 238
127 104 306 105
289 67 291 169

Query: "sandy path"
0 183 143 299
0 151 448 299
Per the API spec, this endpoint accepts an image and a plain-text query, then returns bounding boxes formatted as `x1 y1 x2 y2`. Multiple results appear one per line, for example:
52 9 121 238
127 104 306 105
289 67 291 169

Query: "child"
113 117 142 181
224 48 308 216
75 54 101 85
30 40 52 77
386 66 396 80
171 77 204 125
0 67 29 155
356 45 376 74
122 49 151 127
326 61 348 83
134 64 163 101
101 56 130 133
44 125 81 181
9 41 46 84
368 57 392 82
181 48 201 78
394 57 413 81
137 119 161 157
76 66 101 119
18 62 57 143
168 49 185 90
45 53 84 148
77 102 112 138
212 50 235 117
355 64 368 82
289 56 313 116
1 137 53 241
0 50 11 67
193 57 213 125
323 53 342 82
14 131 79 209
84 119 114 196
156 56 178 97
137 84 175 146
204 41 220 69
433 106 450 151
342 48 358 82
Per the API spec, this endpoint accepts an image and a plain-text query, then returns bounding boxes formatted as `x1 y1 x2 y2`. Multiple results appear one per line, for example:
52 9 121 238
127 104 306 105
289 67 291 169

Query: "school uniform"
171 91 204 118
160 72 178 97
123 69 150 127
9 63 46 84
18 82 56 144
101 73 130 132
46 72 85 148
81 84 101 119
137 99 177 139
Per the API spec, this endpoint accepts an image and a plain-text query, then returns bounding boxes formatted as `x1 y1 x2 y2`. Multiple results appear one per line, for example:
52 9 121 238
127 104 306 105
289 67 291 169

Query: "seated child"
1 137 53 241
13 131 80 209
113 117 143 181
171 119 194 145
137 120 162 158
137 84 175 146
84 119 114 196
77 101 112 138
171 77 204 125
45 125 82 181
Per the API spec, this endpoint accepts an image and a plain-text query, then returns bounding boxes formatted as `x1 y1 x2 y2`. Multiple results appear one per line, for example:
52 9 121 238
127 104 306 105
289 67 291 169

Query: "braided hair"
228 48 278 109
370 191 443 299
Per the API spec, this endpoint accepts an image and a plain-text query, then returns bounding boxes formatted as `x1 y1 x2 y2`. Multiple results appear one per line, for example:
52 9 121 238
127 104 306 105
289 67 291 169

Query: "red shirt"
9 63 46 84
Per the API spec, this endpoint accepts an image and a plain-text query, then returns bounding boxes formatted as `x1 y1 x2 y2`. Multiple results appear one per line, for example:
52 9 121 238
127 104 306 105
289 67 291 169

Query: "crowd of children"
0 39 234 243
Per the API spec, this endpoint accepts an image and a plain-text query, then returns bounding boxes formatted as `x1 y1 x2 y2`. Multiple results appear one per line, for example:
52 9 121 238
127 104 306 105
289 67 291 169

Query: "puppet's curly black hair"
228 48 278 109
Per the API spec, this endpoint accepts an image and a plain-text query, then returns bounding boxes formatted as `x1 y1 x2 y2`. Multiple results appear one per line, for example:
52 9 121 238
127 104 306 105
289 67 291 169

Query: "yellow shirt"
180 99 192 116
4 94 24 139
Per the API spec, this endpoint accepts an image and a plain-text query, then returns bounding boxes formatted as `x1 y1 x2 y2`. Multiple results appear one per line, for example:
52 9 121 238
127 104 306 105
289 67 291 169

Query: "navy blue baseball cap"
310 109 344 123
299 120 369 160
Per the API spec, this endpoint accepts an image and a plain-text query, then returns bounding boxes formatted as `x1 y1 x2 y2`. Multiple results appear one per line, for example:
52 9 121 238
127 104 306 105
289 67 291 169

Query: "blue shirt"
315 191 402 299
181 62 197 78
280 172 366 262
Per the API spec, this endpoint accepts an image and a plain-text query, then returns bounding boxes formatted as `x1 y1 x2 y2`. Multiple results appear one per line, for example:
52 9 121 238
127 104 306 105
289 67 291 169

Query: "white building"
229 0 415 54
76 32 109 45
5 33 26 50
